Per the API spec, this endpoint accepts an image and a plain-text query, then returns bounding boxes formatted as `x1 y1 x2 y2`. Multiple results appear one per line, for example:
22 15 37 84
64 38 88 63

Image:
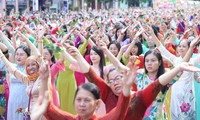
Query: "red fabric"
137 56 144 69
197 28 200 35
159 30 164 36
166 43 176 56
84 67 163 120
176 27 181 34
51 27 58 34
44 91 130 120
132 83 137 91
193 46 198 54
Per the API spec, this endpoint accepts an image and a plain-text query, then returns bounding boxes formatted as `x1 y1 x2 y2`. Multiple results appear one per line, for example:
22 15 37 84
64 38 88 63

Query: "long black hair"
144 50 165 79
44 46 56 64
90 46 105 79
115 27 128 41
144 50 167 94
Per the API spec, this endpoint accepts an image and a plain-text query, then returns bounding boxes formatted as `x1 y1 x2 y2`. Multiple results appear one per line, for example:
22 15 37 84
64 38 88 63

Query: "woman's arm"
0 49 29 84
17 31 41 56
141 62 200 107
183 36 200 62
0 31 15 56
117 44 129 60
37 26 46 54
123 30 143 59
32 61 76 120
98 40 129 71
101 57 137 120
66 45 111 102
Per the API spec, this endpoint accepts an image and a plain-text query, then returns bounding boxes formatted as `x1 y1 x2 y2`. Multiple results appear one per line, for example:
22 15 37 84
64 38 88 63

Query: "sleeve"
1 37 15 56
191 54 200 66
121 54 129 65
84 67 111 102
157 45 177 64
74 36 81 47
79 39 88 55
141 80 164 107
99 93 131 120
44 101 76 120
50 61 65 80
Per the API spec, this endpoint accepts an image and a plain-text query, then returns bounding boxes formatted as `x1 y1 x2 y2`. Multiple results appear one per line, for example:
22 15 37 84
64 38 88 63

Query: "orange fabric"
25 56 40 81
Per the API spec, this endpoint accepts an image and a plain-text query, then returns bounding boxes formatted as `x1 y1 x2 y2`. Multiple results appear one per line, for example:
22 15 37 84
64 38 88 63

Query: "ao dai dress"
7 64 28 120
135 72 175 120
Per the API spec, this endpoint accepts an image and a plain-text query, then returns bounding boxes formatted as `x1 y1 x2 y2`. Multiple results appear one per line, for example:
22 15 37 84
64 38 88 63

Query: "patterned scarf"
25 56 40 81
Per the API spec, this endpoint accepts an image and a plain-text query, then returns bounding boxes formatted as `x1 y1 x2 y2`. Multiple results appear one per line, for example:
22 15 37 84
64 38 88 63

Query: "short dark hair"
74 83 100 100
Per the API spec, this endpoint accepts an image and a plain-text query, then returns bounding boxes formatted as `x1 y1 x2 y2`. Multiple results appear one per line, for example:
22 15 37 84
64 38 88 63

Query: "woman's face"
116 29 122 38
176 40 189 57
90 50 100 64
26 60 39 75
108 44 119 57
161 23 167 31
107 70 122 96
42 48 52 62
75 88 98 119
146 36 155 48
15 48 29 65
145 53 160 74
131 45 138 55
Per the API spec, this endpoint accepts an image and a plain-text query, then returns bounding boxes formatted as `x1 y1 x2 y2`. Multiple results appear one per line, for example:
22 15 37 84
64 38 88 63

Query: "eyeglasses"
108 75 123 85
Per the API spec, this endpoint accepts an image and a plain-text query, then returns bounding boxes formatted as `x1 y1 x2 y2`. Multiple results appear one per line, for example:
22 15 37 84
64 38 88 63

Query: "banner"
0 0 5 13
33 0 39 11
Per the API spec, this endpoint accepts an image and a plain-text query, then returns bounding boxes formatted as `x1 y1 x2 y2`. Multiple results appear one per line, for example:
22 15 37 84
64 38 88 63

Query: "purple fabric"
74 36 81 48
178 22 185 34
120 38 131 47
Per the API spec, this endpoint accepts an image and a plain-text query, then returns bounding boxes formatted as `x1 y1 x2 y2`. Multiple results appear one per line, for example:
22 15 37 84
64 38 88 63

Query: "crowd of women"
0 6 200 120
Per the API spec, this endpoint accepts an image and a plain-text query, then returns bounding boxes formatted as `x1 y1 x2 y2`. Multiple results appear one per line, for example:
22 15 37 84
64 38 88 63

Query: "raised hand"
31 91 49 120
190 35 200 48
123 56 138 86
178 62 200 72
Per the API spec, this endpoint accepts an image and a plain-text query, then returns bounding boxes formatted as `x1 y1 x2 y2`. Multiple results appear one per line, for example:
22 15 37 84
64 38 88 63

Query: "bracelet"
176 72 183 78
29 36 35 43
11 69 17 76
3 50 8 55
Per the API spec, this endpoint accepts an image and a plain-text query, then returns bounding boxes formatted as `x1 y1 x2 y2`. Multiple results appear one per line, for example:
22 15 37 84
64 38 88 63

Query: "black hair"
43 46 56 64
115 27 127 41
130 40 143 56
74 82 100 100
151 25 160 37
90 46 105 79
177 39 190 48
15 45 31 57
6 23 13 28
144 50 167 94
106 34 112 43
108 40 121 57
2 29 11 40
